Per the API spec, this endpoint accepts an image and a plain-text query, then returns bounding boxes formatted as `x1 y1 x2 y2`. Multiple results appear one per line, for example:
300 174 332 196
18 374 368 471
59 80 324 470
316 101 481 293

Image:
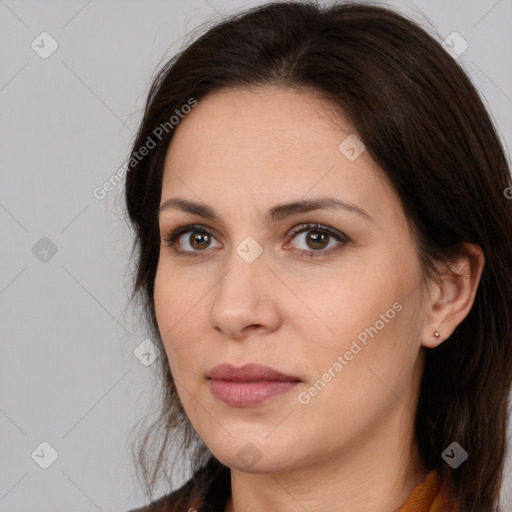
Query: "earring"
434 331 441 340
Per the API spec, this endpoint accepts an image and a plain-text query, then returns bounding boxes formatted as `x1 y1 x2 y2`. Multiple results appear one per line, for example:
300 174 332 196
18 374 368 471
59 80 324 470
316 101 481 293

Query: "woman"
124 1 512 511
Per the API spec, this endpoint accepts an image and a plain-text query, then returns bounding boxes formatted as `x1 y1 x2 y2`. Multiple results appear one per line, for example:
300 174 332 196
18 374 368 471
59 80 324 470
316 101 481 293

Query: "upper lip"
208 363 300 382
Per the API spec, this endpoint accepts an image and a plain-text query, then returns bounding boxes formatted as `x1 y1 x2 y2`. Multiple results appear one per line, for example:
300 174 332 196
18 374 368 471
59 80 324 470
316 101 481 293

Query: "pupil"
192 233 209 249
308 232 327 249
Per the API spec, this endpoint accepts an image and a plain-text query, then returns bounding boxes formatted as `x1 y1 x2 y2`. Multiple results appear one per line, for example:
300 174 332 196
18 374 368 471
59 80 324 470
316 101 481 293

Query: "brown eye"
286 223 349 257
162 225 221 256
188 232 212 250
305 231 329 250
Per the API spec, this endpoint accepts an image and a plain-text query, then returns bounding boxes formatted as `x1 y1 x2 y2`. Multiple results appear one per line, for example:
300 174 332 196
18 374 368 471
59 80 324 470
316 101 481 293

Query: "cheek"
334 282 422 395
154 255 205 329
297 262 401 342
295 248 423 380
153 261 204 371
296 295 422 435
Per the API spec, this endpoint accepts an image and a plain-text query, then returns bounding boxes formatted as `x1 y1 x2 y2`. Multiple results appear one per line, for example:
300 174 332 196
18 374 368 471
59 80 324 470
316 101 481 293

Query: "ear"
421 242 485 349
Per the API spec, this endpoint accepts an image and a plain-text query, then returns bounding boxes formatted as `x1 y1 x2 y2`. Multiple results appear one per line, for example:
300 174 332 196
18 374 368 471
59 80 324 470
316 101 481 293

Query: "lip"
208 363 300 381
207 363 301 407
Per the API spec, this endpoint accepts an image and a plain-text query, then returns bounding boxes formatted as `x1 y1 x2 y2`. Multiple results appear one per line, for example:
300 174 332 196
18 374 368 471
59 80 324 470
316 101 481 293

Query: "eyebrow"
158 196 372 223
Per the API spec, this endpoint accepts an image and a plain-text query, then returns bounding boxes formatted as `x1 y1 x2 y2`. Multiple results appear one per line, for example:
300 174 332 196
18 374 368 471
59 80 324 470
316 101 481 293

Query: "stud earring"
434 331 441 339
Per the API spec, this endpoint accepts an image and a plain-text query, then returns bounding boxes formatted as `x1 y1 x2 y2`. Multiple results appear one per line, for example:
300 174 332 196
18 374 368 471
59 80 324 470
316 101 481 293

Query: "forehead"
166 85 352 162
160 86 401 225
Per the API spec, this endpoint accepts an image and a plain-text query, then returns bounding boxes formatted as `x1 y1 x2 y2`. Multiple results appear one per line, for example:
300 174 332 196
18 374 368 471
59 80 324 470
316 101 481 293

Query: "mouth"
207 363 301 407
208 362 300 381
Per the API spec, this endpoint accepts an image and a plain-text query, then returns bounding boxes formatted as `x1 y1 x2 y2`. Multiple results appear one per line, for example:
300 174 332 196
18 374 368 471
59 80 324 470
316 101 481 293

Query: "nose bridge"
208 235 275 335
218 235 266 301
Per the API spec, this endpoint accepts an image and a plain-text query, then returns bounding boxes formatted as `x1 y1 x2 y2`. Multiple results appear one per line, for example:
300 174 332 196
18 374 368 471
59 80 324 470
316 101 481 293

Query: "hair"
123 1 512 510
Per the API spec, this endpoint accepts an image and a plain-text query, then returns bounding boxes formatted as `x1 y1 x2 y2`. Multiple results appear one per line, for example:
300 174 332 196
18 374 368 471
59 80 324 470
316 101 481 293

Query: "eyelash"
161 223 349 259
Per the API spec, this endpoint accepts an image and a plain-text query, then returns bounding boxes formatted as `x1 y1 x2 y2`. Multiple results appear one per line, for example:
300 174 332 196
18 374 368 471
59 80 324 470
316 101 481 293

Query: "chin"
208 437 308 475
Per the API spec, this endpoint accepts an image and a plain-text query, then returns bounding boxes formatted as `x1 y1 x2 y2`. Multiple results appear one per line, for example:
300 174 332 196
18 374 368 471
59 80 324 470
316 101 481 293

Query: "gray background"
1 0 511 510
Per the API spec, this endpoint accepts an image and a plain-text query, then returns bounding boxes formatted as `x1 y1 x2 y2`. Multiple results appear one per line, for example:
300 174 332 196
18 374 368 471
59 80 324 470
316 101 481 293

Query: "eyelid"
287 223 349 243
161 223 222 252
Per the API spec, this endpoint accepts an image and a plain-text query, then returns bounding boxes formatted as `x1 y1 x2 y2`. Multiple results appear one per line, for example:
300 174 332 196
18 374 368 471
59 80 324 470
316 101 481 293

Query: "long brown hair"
124 2 512 510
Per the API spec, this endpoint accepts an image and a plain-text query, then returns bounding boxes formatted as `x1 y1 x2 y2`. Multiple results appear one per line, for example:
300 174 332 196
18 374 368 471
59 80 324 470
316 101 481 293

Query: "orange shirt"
398 470 459 512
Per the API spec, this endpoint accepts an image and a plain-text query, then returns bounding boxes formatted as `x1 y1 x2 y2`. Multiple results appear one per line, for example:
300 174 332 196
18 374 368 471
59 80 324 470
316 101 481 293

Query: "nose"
208 244 282 340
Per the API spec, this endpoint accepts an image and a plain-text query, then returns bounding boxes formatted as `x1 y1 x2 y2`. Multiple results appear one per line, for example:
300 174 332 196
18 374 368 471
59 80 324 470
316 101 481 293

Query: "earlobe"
421 243 485 349
422 329 442 349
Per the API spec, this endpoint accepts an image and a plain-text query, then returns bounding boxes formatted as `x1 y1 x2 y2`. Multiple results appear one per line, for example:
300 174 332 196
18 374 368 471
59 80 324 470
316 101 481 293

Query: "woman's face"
154 86 431 474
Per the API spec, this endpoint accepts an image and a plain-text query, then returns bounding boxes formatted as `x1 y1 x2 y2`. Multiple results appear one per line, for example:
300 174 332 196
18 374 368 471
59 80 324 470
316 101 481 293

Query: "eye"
161 224 221 257
284 223 349 257
161 223 349 258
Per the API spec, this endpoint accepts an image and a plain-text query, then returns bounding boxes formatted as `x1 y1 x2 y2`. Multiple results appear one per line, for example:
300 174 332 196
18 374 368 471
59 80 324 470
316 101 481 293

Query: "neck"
224 400 428 512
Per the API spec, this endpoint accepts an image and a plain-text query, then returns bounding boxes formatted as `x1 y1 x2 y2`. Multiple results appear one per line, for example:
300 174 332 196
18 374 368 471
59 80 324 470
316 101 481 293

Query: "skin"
154 86 485 512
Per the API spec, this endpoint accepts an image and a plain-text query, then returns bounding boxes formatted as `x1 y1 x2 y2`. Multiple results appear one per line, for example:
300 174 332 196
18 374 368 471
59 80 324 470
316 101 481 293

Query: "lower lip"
209 379 299 406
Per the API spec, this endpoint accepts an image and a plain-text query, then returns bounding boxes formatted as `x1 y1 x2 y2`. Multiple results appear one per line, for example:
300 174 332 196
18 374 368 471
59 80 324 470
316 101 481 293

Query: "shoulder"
126 456 230 512
126 484 195 512
126 473 201 512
